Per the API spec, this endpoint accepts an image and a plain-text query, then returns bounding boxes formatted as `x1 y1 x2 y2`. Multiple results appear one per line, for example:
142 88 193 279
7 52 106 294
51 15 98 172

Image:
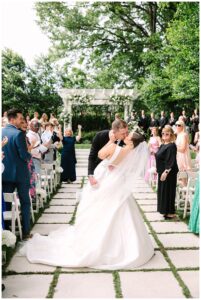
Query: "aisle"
2 149 199 298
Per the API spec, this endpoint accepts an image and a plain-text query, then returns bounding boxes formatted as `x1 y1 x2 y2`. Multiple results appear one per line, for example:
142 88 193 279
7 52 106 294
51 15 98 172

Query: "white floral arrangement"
56 166 63 173
128 120 144 135
2 230 16 248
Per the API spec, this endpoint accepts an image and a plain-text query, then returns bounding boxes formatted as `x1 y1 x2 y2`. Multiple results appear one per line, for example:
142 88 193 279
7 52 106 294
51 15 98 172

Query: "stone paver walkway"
2 149 199 298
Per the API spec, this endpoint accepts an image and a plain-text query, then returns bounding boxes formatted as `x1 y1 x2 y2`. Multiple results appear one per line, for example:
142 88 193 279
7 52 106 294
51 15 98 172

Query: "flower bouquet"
2 230 17 264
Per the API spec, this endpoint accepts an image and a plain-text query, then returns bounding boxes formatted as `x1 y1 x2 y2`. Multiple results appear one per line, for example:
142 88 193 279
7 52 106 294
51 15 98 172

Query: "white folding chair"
41 163 54 194
29 192 35 223
3 192 22 240
40 168 51 198
35 174 47 209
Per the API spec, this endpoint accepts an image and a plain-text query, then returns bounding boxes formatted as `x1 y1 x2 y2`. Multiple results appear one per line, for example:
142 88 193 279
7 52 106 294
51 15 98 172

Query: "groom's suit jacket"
88 129 125 175
2 124 31 183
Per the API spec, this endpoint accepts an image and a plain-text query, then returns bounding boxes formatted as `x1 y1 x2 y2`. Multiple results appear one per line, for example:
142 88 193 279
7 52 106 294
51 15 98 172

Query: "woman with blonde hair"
175 120 192 177
155 125 179 219
60 125 82 183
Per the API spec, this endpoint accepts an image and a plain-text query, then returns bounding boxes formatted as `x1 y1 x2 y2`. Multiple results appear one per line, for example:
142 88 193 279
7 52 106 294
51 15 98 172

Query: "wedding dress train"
21 143 154 270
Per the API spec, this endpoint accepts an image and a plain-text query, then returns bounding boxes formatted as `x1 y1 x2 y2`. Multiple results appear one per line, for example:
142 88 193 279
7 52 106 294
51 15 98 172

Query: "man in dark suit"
159 110 168 131
2 108 32 239
138 110 149 133
88 119 128 186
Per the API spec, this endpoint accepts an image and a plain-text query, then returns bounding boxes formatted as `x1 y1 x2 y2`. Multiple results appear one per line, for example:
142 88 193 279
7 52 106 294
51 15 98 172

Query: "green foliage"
2 49 28 111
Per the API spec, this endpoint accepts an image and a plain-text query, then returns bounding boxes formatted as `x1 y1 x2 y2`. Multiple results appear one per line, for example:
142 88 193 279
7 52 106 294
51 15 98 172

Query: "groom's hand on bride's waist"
88 175 98 186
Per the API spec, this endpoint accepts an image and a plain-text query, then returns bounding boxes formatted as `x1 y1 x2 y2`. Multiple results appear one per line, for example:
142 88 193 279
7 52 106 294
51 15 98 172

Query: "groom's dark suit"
88 130 125 175
2 124 31 236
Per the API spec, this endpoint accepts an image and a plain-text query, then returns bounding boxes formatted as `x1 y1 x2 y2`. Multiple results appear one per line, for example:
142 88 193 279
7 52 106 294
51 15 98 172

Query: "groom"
88 119 128 185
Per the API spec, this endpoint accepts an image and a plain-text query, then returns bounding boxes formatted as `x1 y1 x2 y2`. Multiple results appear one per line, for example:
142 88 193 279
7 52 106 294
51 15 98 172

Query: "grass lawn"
75 144 91 149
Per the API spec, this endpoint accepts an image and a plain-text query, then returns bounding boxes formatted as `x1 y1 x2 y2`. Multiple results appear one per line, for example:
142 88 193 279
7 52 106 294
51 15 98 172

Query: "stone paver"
31 224 69 235
132 188 154 193
2 275 53 298
134 193 157 199
167 250 199 268
51 199 77 205
53 193 76 199
141 205 157 212
44 206 75 213
7 256 56 273
135 251 169 270
151 221 189 233
178 271 199 298
119 271 184 298
37 213 72 224
137 199 157 205
54 273 115 298
144 212 164 221
158 233 199 248
149 234 159 249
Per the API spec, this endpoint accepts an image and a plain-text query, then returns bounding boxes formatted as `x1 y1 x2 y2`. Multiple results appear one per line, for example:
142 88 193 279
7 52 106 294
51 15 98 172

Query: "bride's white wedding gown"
21 143 154 270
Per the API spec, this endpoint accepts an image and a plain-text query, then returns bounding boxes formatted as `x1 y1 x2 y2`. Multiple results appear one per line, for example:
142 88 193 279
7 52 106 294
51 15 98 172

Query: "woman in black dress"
60 125 82 183
155 125 179 219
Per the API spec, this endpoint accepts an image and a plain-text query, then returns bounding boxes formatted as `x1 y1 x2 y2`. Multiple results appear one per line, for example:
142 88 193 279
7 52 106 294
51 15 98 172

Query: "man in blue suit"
2 108 32 239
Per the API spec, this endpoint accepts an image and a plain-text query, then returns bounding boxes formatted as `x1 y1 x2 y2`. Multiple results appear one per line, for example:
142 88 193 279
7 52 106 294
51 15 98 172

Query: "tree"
2 48 28 112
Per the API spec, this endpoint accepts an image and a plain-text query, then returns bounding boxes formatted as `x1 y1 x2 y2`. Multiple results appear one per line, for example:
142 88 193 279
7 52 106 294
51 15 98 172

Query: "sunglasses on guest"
175 124 182 127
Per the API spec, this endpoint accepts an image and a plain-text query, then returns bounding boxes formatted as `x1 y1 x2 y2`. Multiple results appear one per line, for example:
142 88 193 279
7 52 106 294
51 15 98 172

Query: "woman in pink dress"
175 120 192 185
145 127 161 183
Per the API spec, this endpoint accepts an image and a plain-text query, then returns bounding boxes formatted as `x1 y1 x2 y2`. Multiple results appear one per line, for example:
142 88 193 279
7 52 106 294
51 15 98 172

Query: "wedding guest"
158 111 168 132
115 113 121 121
2 111 8 127
168 112 176 127
2 108 32 239
26 120 50 174
188 176 199 234
190 109 199 145
175 120 192 185
31 111 40 122
61 125 82 183
138 110 149 133
41 122 62 163
20 119 36 201
149 112 159 128
126 111 136 123
26 114 31 130
155 125 179 220
180 110 188 124
145 127 161 183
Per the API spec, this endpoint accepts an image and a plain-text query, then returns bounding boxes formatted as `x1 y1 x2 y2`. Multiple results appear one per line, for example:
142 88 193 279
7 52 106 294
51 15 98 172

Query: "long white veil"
111 141 149 189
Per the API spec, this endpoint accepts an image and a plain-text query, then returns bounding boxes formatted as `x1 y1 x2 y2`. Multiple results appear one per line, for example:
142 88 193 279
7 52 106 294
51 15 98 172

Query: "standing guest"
41 122 62 163
158 111 168 132
20 119 36 200
2 112 8 127
26 120 50 175
149 112 159 128
155 125 179 220
188 176 199 234
168 112 176 127
2 108 32 239
115 113 121 121
40 113 48 124
31 111 40 122
26 114 31 129
190 109 199 145
138 110 149 133
61 125 82 183
175 120 192 175
145 127 161 182
180 110 188 124
126 111 136 123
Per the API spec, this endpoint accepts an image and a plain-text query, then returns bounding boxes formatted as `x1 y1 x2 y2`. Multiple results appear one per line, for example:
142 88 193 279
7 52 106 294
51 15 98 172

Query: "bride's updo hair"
131 132 145 148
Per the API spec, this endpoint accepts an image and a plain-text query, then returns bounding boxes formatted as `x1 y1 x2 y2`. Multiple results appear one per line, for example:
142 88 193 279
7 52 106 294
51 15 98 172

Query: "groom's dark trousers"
2 124 31 236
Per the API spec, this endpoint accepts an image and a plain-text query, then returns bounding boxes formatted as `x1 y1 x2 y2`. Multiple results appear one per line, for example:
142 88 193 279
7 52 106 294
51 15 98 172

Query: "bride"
21 131 154 270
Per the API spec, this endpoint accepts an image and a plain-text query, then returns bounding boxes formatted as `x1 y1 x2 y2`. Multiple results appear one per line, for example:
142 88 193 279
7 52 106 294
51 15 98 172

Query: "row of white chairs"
3 160 63 240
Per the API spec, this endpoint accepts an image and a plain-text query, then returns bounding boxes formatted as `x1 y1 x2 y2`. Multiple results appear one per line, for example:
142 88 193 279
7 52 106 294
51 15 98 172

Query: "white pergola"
58 88 138 128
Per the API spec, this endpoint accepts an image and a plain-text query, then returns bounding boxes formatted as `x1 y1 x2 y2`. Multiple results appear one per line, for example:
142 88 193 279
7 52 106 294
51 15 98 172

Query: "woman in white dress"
21 131 154 270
